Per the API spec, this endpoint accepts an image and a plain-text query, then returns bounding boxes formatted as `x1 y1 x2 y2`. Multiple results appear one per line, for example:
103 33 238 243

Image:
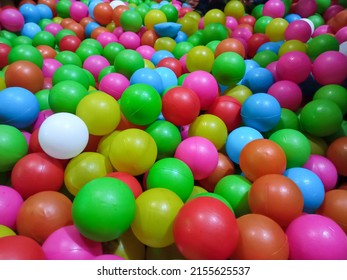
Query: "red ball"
0 43 11 69
247 33 270 58
107 171 143 198
248 174 304 228
215 38 246 58
28 128 45 153
174 196 239 260
93 2 113 26
0 235 46 260
11 152 65 199
157 57 183 78
326 136 347 176
161 86 201 126
59 35 82 52
239 15 256 27
16 191 73 244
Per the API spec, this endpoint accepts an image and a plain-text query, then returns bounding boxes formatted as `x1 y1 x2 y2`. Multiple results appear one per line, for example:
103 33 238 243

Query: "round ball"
106 171 143 199
0 185 23 230
326 136 347 176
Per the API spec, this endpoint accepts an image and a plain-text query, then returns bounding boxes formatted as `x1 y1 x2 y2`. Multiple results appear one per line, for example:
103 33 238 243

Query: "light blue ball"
21 22 41 39
242 67 274 93
151 50 174 66
284 13 302 23
257 41 283 54
154 67 178 93
130 68 164 95
175 31 188 43
36 4 53 20
19 3 41 24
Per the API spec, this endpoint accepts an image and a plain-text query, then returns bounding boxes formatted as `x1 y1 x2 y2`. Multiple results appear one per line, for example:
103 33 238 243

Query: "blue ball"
244 59 260 74
88 0 103 19
21 22 42 39
175 31 188 43
241 93 281 132
85 22 100 38
0 87 40 129
284 167 325 213
225 126 264 164
130 68 164 95
257 41 283 54
19 3 41 24
36 4 53 20
154 67 178 93
242 67 274 93
151 50 174 66
284 13 302 23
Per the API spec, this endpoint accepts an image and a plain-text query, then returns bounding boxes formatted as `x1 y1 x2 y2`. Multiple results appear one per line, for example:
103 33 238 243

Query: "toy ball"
16 191 73 244
114 49 145 79
98 73 129 100
0 225 16 238
161 86 200 126
118 31 141 50
267 80 302 111
240 139 287 182
317 189 347 234
130 68 164 95
312 51 347 85
69 1 89 22
249 174 304 228
0 87 40 129
182 70 219 110
303 155 338 192
109 128 157 176
0 8 25 32
276 51 312 84
326 136 347 176
107 171 143 199
307 34 340 61
263 0 285 18
241 93 281 132
131 188 183 248
52 64 90 89
0 235 46 260
299 99 343 138
42 225 102 260
11 152 65 199
286 214 347 260
313 84 347 115
146 158 194 202
252 50 278 68
38 112 89 159
174 196 239 260
231 213 289 260
0 125 28 172
72 177 136 242
265 18 288 42
154 66 178 91
284 167 325 213
156 57 183 78
42 58 62 78
241 67 274 93
175 136 219 180
284 19 312 43
185 46 215 73
0 185 23 230
83 55 110 81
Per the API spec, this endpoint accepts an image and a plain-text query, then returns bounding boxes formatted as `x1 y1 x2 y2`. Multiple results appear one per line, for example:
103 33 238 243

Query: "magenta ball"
266 61 279 81
262 0 285 18
312 51 347 85
267 80 302 111
42 59 63 78
312 25 333 37
83 55 110 81
286 214 347 260
136 45 156 60
118 31 141 50
182 70 219 110
174 136 219 180
31 110 54 132
113 26 124 38
0 8 25 32
0 185 24 230
292 0 317 18
94 254 124 260
44 23 63 36
226 16 238 31
303 155 338 192
335 27 347 44
42 225 102 260
96 32 118 47
276 51 312 84
70 1 89 23
98 73 130 100
284 20 312 43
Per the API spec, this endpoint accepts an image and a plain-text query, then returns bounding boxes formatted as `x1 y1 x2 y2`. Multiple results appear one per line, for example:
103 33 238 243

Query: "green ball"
0 30 17 44
72 177 136 242
83 68 96 88
32 31 56 48
8 44 43 68
146 157 194 202
186 31 204 46
80 38 103 55
55 29 76 44
35 89 51 111
206 40 221 53
145 120 182 159
120 10 143 32
38 18 53 30
212 51 246 86
214 175 251 217
254 16 273 34
251 4 264 19
307 34 339 60
114 49 144 78
172 41 194 59
98 65 115 83
75 45 101 63
52 64 90 89
103 42 125 64
12 36 32 47
177 73 189 85
315 0 331 14
263 108 300 137
49 80 89 113
308 14 325 29
120 83 161 125
202 23 229 44
253 50 278 67
269 128 311 168
55 51 82 67
0 125 28 172
299 99 343 137
313 84 347 115
160 4 179 22
56 0 72 18
135 3 151 20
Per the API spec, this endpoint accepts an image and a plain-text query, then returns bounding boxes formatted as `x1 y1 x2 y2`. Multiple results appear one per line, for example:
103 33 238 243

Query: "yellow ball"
131 188 183 248
144 10 167 30
278 39 307 56
224 84 252 104
97 130 120 159
144 59 155 69
154 37 176 52
188 114 228 150
0 225 16 238
0 76 6 91
186 45 215 72
188 185 208 200
224 1 245 21
185 11 201 22
109 128 157 176
177 16 198 37
204 8 226 27
265 18 289 42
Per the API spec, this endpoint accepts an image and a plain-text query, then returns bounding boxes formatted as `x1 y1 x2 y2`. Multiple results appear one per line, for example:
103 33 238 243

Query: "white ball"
339 41 347 57
110 0 126 9
38 113 89 159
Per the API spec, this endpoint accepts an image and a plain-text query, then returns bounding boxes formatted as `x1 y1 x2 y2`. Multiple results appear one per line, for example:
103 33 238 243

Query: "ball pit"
0 0 347 261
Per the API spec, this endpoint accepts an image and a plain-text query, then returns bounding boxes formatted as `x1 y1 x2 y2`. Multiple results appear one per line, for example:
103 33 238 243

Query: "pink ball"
180 125 190 140
21 131 31 145
42 58 62 78
323 4 344 22
70 1 89 23
267 80 302 111
182 70 219 110
83 54 110 81
174 136 219 180
96 32 118 47
262 0 285 18
118 31 140 50
198 17 204 29
136 45 156 60
266 61 279 81
312 50 347 85
0 8 25 32
0 185 24 230
312 25 333 37
42 225 103 260
303 155 338 192
232 27 252 42
99 73 130 100
44 23 63 37
276 51 312 84
335 26 347 44
286 214 347 260
179 54 188 74
225 16 238 31
93 254 124 260
285 20 312 43
292 0 317 18
113 26 124 38
31 110 54 132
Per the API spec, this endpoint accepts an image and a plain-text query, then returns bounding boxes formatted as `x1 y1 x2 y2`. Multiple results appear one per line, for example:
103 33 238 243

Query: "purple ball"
0 185 24 229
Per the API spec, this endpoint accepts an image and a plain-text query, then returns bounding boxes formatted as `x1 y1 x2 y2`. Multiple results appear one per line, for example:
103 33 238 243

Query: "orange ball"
326 136 347 176
93 2 113 26
140 30 159 48
248 174 304 228
5 60 44 93
80 17 95 27
112 5 130 27
239 139 287 182
91 26 109 40
60 18 76 29
36 45 57 59
215 38 246 58
232 213 289 260
65 22 85 41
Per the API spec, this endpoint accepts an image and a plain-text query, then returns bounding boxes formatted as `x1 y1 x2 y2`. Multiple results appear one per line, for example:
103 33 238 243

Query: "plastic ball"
299 99 343 137
252 50 278 67
0 225 16 238
82 54 110 82
174 196 239 260
38 112 89 159
93 2 113 26
263 0 285 18
0 185 23 230
231 214 289 260
284 19 312 43
240 139 287 182
185 46 214 73
42 225 102 260
120 9 143 33
130 68 164 94
286 214 347 260
326 136 347 176
224 0 245 21
242 67 274 93
69 1 89 22
106 171 143 199
278 39 307 56
114 49 144 79
52 64 90 89
267 80 302 111
307 34 340 61
0 8 25 32
265 18 288 42
174 136 218 180
144 9 167 31
16 191 72 244
98 73 129 100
